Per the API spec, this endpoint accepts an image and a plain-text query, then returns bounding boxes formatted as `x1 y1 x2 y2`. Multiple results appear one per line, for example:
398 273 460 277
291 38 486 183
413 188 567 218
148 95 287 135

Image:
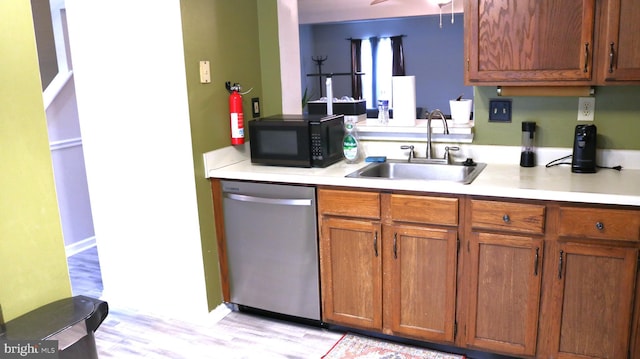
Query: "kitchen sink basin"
346 160 487 184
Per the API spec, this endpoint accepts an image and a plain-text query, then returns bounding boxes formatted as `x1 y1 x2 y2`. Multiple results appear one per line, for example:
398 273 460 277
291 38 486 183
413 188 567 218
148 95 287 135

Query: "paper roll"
391 76 416 126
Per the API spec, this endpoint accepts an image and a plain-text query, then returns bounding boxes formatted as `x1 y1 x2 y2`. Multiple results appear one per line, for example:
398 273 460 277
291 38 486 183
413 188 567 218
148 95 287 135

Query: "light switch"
199 60 211 84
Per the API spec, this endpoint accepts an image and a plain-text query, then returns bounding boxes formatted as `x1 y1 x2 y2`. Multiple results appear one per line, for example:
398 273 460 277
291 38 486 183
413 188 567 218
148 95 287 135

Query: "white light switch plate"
577 97 595 121
199 60 211 84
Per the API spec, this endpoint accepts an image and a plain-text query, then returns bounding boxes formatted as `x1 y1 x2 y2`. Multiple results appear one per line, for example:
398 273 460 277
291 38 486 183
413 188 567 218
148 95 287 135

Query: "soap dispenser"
343 117 362 163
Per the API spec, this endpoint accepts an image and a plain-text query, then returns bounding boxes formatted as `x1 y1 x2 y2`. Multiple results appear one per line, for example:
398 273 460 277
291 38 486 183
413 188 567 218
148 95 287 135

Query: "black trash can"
0 295 108 359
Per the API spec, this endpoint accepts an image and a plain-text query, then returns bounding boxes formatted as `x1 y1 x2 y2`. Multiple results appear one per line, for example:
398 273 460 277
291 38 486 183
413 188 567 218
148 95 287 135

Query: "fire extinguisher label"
230 113 244 138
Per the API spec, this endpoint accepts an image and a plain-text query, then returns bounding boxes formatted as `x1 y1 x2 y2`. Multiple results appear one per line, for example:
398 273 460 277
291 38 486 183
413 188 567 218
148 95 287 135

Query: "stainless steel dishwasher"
221 180 320 321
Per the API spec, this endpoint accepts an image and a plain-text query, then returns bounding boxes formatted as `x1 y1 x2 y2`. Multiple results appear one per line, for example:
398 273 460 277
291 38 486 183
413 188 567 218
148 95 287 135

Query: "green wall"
181 0 270 310
257 1 283 117
0 1 71 322
473 86 640 149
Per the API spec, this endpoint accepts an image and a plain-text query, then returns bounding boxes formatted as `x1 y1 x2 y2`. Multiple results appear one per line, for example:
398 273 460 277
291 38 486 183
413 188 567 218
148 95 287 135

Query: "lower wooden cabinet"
385 224 458 343
548 242 637 359
319 216 382 330
466 232 543 356
541 204 640 359
465 198 546 357
318 189 459 343
317 188 640 358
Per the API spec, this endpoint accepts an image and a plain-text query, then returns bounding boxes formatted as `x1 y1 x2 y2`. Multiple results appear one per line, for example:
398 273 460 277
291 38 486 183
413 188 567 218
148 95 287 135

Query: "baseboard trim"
65 236 97 257
208 303 232 324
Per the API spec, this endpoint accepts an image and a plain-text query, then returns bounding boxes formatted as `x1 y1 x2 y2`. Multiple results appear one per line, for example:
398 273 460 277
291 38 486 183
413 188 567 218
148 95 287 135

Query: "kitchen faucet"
398 110 458 164
426 109 450 163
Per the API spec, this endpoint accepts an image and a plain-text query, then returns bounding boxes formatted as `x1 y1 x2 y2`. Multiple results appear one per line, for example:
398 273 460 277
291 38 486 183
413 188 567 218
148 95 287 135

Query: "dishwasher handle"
224 193 313 207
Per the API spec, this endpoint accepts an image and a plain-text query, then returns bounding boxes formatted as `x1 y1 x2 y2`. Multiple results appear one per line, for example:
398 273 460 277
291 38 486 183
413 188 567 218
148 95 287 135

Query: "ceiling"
297 0 464 24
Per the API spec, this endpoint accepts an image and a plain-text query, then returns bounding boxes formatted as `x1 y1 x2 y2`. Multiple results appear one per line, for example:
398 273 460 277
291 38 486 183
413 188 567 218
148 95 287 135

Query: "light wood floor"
68 246 344 358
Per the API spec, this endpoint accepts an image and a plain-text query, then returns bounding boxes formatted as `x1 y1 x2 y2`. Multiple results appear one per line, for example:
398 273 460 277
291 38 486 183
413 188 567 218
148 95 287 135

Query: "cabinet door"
386 225 458 343
319 217 382 330
598 0 640 82
549 242 637 359
465 0 596 84
467 232 543 356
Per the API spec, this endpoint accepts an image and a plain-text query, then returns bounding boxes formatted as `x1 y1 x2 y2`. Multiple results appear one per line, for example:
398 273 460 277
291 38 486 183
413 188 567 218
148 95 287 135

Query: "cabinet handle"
558 250 564 279
502 214 510 223
374 231 379 257
393 233 398 259
595 221 605 231
534 247 540 276
608 42 615 73
583 42 590 73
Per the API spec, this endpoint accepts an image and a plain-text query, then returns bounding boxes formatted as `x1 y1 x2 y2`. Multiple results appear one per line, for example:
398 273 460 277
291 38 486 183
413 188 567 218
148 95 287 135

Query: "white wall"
278 0 303 114
65 0 209 319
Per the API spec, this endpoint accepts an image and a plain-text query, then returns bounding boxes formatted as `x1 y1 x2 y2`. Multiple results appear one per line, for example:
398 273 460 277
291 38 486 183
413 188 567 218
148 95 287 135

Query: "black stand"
306 56 364 98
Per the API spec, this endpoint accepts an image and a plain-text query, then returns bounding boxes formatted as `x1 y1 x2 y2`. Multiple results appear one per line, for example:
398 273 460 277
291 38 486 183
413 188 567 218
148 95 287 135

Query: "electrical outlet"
488 99 512 122
577 97 595 121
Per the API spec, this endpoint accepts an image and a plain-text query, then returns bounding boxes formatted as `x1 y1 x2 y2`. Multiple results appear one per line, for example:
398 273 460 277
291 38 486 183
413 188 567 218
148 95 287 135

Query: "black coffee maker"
571 124 597 173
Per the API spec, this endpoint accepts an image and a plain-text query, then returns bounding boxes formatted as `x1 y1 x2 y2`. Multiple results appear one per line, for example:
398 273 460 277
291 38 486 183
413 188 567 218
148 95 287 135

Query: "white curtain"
376 37 393 107
360 37 393 109
360 39 373 109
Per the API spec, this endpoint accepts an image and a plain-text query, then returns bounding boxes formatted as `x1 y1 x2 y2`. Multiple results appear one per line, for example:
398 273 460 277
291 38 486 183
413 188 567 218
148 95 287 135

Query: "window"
353 36 403 109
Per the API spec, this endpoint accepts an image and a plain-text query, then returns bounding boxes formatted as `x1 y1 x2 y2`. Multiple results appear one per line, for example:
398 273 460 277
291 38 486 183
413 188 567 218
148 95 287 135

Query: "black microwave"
248 114 345 168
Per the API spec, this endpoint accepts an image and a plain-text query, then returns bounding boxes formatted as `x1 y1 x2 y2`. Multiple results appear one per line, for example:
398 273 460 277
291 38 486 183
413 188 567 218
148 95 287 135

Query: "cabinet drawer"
558 207 640 242
470 200 545 235
390 194 458 226
318 189 380 219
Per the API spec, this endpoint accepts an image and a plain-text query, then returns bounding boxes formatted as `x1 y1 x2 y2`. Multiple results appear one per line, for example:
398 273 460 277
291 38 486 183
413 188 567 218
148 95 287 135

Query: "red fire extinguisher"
226 82 244 145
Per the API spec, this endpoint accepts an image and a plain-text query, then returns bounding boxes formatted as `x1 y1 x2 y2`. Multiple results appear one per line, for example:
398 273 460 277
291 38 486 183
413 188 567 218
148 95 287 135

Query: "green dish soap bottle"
343 116 362 163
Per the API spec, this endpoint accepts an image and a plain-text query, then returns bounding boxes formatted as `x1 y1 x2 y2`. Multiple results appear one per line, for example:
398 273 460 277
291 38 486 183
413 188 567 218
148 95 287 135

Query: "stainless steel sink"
346 160 487 184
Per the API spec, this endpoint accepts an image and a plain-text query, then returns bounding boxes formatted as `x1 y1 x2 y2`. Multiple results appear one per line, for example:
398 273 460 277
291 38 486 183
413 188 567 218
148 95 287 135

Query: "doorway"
32 0 104 298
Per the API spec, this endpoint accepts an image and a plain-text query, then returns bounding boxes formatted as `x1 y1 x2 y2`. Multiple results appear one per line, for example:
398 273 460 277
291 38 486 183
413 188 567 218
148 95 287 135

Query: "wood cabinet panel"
389 194 458 226
548 243 637 359
318 188 380 219
385 225 458 343
465 0 596 84
470 199 545 235
467 232 543 356
598 0 640 83
319 217 382 330
558 206 640 242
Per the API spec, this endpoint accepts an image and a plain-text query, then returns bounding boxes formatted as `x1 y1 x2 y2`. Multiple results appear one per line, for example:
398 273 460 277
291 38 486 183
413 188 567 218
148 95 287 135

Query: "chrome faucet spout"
426 109 449 160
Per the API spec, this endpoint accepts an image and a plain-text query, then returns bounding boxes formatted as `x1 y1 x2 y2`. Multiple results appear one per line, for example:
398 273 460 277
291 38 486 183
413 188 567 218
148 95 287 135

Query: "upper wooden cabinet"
465 0 640 85
597 0 640 83
465 0 596 85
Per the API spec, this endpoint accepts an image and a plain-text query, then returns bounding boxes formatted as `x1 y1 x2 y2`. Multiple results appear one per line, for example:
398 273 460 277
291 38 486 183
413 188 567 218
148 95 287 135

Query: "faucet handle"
444 146 460 164
400 145 415 162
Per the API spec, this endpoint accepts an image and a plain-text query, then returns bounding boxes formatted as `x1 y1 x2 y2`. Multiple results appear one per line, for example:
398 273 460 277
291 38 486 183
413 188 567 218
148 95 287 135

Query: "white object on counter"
391 76 416 126
450 98 473 123
325 77 333 115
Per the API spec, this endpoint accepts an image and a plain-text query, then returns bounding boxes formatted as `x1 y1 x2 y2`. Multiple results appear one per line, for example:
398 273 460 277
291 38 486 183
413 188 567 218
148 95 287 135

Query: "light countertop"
204 144 640 207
